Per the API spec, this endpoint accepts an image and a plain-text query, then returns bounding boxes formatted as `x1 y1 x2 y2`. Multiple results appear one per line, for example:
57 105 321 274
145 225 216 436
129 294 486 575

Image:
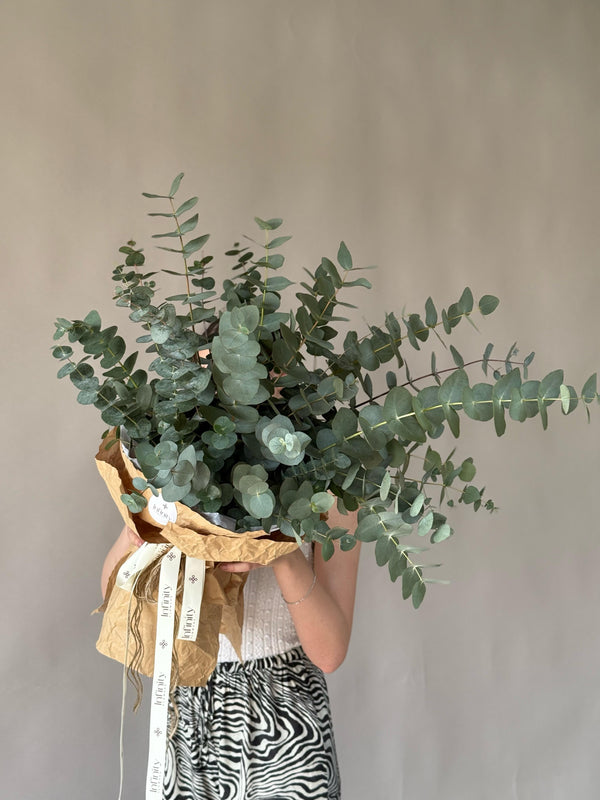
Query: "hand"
218 561 263 573
125 526 144 548
101 525 144 599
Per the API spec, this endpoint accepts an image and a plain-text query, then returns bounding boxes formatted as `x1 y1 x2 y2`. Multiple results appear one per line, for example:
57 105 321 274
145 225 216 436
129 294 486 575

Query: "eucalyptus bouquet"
52 174 598 607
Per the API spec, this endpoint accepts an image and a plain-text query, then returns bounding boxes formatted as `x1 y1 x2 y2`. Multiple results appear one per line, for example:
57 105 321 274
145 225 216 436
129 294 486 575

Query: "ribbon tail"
145 548 182 799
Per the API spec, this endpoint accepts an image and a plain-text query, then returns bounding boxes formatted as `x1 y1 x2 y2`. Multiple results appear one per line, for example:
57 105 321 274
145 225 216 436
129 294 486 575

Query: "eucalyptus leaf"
412 580 426 609
310 492 335 513
450 345 464 368
375 536 393 566
337 241 353 271
178 214 199 235
425 297 437 327
175 197 198 216
402 567 418 600
431 524 452 543
84 310 102 330
183 234 210 256
266 235 292 249
288 497 312 520
57 362 76 378
52 345 73 360
168 173 185 196
409 492 425 517
321 538 335 561
380 470 392 501
582 373 597 403
255 217 283 231
478 295 500 316
121 492 147 513
458 287 474 314
417 511 434 536
459 458 476 482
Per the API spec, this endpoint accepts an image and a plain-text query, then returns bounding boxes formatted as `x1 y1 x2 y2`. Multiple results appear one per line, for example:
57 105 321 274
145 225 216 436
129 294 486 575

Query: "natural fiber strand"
124 549 184 731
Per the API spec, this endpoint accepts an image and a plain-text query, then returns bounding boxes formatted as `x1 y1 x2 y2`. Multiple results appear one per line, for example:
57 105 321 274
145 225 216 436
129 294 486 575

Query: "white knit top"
217 541 313 662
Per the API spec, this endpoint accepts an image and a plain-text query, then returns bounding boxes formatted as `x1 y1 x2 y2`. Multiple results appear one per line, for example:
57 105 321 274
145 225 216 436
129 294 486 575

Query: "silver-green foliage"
52 174 599 607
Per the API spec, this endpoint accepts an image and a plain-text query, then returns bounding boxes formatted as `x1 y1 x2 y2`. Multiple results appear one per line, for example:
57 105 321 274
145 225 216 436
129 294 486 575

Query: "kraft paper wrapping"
95 432 299 686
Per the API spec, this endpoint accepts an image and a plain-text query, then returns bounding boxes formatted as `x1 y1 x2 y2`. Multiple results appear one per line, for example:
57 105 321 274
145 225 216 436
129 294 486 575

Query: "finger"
219 562 257 573
126 527 144 547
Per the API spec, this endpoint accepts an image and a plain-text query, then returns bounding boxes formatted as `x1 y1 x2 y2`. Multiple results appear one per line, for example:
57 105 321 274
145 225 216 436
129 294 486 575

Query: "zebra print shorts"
163 647 341 800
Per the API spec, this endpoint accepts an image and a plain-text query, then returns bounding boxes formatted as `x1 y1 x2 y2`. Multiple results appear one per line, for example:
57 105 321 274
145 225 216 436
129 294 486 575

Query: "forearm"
271 549 351 674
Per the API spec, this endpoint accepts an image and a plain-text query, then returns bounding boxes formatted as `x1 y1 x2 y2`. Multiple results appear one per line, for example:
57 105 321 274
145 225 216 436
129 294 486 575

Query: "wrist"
282 571 317 605
271 547 316 603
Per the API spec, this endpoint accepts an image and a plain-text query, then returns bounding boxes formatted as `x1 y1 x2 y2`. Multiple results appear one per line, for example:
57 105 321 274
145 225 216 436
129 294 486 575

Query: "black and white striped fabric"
163 647 341 800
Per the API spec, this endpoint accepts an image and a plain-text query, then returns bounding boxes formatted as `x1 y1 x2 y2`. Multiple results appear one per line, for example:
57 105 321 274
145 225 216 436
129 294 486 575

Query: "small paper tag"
148 494 177 526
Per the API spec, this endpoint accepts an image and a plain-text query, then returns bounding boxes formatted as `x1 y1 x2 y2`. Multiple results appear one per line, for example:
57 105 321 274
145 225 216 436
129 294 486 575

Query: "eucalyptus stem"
353 358 526 408
259 229 270 328
169 197 196 334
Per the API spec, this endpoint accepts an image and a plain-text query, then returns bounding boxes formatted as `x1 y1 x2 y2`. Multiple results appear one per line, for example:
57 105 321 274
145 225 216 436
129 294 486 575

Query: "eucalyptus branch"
280 265 358 374
323 307 474 374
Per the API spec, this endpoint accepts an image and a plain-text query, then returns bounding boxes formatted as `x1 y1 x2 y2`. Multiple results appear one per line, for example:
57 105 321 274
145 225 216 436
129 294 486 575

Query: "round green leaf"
172 460 195 486
409 492 425 517
340 535 357 551
52 345 73 360
161 479 191 502
337 241 353 271
478 295 500 316
412 580 426 609
57 362 76 378
417 511 434 536
288 497 313 520
431 523 452 543
379 471 392 502
321 538 335 561
100 336 126 369
121 492 147 513
459 458 476 482
84 310 102 329
77 388 98 405
246 491 275 519
310 492 335 513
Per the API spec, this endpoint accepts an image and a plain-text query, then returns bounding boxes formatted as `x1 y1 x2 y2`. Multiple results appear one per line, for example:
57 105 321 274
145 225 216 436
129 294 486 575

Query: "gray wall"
1 1 599 798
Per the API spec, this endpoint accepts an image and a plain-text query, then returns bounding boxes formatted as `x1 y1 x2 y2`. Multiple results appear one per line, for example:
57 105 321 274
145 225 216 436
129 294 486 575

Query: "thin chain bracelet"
283 572 317 605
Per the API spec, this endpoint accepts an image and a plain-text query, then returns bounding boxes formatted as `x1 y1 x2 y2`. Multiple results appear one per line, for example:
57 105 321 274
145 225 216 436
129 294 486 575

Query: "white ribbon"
145 546 181 797
178 556 206 641
116 542 172 591
114 542 206 800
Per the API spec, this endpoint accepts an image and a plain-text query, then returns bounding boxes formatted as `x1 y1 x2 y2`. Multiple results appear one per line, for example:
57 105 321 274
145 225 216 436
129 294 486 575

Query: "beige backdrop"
1 1 599 798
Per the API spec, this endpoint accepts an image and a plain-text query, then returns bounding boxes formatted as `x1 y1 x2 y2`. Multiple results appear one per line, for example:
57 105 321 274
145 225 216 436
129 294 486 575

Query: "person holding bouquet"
101 502 360 800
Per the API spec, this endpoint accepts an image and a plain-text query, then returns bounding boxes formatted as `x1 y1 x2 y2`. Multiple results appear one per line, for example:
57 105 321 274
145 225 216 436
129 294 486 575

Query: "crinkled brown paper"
94 431 299 686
